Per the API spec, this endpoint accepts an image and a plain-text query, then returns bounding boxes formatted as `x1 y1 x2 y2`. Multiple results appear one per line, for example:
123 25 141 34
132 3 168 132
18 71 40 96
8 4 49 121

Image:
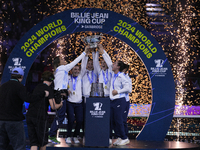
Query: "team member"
110 61 130 146
113 64 132 144
93 44 112 97
123 64 132 138
93 44 113 145
80 45 97 141
82 45 98 100
65 65 85 144
0 67 49 150
49 49 88 144
26 71 63 150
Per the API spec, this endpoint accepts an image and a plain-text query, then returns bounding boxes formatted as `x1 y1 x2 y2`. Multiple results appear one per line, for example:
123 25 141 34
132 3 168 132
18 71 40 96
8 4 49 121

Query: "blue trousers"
123 101 130 137
0 120 26 150
110 97 127 140
49 100 66 137
66 101 83 137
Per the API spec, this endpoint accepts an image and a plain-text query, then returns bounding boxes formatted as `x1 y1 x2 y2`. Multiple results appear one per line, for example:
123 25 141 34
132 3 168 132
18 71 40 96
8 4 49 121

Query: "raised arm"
80 45 90 77
92 51 98 75
98 44 112 69
93 51 101 74
63 50 87 72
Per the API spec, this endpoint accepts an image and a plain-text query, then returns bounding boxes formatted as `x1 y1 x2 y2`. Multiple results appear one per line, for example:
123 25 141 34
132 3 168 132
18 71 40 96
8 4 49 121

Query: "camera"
54 89 68 104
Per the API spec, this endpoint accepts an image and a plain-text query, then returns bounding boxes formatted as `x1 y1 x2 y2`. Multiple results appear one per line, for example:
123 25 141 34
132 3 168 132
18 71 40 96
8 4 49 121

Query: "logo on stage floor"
90 102 105 118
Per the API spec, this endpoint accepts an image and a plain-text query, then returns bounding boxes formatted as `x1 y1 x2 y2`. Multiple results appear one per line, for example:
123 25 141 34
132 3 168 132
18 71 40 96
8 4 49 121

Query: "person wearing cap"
26 71 63 150
0 67 49 150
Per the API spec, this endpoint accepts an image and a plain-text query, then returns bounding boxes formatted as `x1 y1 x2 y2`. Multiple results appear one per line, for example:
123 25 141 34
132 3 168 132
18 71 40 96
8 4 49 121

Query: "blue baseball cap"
11 67 24 76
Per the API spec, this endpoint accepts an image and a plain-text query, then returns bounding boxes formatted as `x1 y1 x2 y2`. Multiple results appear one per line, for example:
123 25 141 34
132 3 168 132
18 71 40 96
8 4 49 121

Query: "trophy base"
90 92 104 97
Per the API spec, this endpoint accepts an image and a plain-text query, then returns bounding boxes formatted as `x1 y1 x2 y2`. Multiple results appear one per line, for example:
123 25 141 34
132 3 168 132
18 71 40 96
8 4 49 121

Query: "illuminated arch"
1 8 175 141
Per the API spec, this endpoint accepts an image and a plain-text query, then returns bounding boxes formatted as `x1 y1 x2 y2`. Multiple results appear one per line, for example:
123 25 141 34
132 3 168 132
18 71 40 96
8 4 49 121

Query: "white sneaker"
117 138 130 145
109 139 112 145
65 137 71 144
113 138 121 145
73 137 80 144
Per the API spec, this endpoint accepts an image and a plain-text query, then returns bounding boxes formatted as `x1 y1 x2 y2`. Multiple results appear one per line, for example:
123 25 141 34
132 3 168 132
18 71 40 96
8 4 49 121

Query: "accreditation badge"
105 85 107 89
73 91 76 95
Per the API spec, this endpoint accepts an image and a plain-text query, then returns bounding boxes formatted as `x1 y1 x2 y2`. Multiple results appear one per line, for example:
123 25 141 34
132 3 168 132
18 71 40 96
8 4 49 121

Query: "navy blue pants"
123 101 130 137
110 97 127 140
0 120 26 150
66 101 83 137
49 100 66 137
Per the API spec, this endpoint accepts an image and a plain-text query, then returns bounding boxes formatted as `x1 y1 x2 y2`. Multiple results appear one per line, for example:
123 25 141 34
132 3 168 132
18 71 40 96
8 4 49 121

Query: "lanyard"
87 70 94 84
113 72 120 89
102 69 108 85
71 75 78 91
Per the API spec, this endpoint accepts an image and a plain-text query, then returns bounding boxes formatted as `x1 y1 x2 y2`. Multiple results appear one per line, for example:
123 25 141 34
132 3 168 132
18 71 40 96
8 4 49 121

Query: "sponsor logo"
150 59 168 77
155 59 164 68
90 102 105 118
81 25 103 29
8 57 26 73
12 58 22 66
70 12 109 29
93 102 103 110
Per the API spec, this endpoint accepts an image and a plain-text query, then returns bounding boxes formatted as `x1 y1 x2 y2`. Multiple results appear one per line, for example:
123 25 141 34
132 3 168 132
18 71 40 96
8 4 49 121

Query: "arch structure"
1 8 175 141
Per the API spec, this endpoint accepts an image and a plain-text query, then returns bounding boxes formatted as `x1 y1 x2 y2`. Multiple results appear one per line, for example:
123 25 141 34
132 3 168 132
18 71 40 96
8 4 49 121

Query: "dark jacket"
0 79 45 121
26 83 54 120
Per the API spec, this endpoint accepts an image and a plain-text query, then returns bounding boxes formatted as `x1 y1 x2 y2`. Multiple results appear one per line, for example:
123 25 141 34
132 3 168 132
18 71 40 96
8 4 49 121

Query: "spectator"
0 67 49 150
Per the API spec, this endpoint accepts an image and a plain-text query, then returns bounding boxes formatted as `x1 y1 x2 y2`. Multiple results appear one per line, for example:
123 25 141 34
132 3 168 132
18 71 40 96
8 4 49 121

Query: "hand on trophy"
97 44 104 54
84 45 90 56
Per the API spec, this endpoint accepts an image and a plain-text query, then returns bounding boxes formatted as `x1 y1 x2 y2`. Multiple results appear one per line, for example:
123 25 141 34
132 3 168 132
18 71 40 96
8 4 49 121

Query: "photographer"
26 71 62 150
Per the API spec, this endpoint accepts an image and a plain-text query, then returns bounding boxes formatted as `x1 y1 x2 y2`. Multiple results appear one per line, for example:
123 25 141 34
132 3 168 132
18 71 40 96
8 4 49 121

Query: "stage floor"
46 138 200 150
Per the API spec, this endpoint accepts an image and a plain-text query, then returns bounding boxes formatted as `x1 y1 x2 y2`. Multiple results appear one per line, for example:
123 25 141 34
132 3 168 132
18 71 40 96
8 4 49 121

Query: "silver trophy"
82 34 103 48
90 83 104 97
